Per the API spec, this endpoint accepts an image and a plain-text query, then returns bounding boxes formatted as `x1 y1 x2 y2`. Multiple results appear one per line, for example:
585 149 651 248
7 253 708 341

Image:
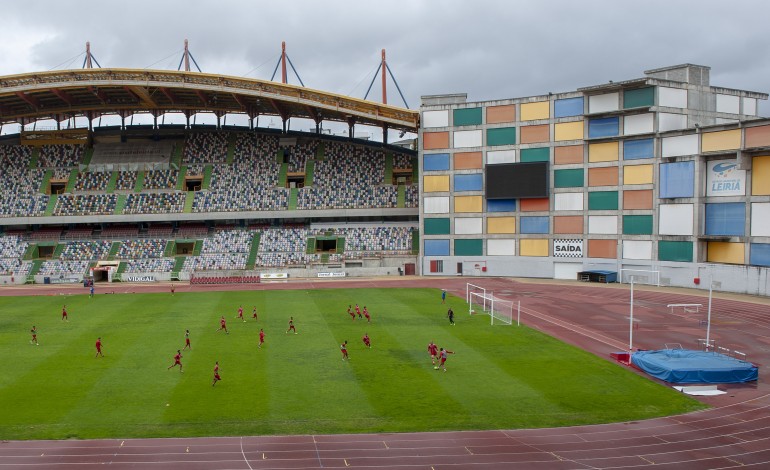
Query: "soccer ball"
433 366 439 370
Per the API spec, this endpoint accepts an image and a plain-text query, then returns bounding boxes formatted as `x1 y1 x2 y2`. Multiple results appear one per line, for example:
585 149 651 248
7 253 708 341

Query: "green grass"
0 288 705 440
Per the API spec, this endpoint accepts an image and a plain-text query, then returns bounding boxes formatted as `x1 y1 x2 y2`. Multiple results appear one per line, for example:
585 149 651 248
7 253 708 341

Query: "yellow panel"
454 196 483 213
752 156 770 196
487 217 516 234
623 164 653 185
520 239 549 257
423 175 449 192
554 121 583 141
520 101 550 121
707 241 745 264
588 142 619 162
702 129 741 152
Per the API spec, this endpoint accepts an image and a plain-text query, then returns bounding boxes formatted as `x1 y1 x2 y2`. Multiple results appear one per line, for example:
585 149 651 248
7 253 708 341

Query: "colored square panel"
588 142 619 162
487 127 517 146
554 97 584 118
423 175 449 192
702 129 741 153
521 101 550 121
424 196 450 214
454 217 483 235
659 241 693 262
520 147 550 163
487 150 516 164
659 204 694 235
488 239 515 256
520 216 549 234
622 240 652 260
623 190 653 210
659 161 694 198
623 164 653 185
554 168 584 188
486 104 516 124
423 131 449 150
705 203 745 236
658 87 687 108
554 145 583 164
587 239 617 259
623 87 655 108
588 191 618 210
745 125 770 149
588 215 618 234
752 156 770 195
454 130 483 148
588 93 619 113
751 203 770 236
662 134 698 158
623 215 653 235
623 113 654 135
588 117 620 139
423 153 450 171
554 121 584 141
453 107 482 126
520 197 550 212
716 94 740 114
454 152 482 170
520 124 550 144
520 239 549 257
487 199 516 212
624 139 654 160
423 110 449 128
454 195 483 213
553 215 583 234
455 239 483 256
487 217 516 234
707 241 745 264
454 174 483 192
424 239 449 256
750 243 770 267
424 218 450 235
588 167 618 187
554 193 583 211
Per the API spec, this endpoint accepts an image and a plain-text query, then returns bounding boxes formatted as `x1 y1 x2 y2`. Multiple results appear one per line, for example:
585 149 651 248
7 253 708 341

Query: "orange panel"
587 239 617 259
423 132 449 150
520 124 550 144
454 152 482 170
486 105 516 124
588 167 618 187
623 190 653 210
554 145 583 164
520 198 550 212
553 216 584 234
745 125 770 149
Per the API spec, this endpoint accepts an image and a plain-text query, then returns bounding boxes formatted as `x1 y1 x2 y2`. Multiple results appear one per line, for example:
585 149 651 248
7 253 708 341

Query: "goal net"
469 292 518 326
466 283 487 314
619 269 660 287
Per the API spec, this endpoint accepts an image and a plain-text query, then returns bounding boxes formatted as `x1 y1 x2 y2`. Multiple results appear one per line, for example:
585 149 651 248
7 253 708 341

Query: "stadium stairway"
114 194 127 215
384 153 394 184
288 187 298 210
176 166 188 190
183 192 194 213
65 169 78 193
106 171 118 193
193 240 203 256
82 148 94 166
171 142 183 168
115 261 127 276
28 147 39 169
202 165 212 189
397 184 406 208
164 240 176 257
277 162 288 187
245 233 261 269
412 230 420 255
276 148 285 164
306 237 316 254
226 134 236 164
107 241 121 260
134 172 144 192
315 141 325 160
44 194 58 216
23 244 37 260
305 159 315 187
39 170 52 193
411 156 418 182
336 237 345 254
29 259 43 276
172 256 186 273
52 243 64 259
321 253 329 263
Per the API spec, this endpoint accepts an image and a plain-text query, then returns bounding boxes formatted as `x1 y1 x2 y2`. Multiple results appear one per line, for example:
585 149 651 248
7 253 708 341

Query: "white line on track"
239 436 253 470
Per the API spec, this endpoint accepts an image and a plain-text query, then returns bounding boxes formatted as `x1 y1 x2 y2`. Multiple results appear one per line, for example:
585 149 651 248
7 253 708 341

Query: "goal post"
466 283 487 314
469 291 519 326
619 269 660 287
469 291 492 316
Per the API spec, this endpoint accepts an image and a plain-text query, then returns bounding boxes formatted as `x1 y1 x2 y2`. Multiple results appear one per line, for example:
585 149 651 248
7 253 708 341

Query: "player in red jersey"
355 304 361 318
347 305 355 320
212 361 221 386
362 333 371 348
258 328 265 349
30 326 38 346
183 329 191 350
236 305 245 322
217 316 229 334
428 341 439 365
167 349 183 372
252 306 258 321
363 306 371 323
437 347 455 372
61 305 68 321
286 317 297 334
340 341 349 360
170 284 175 295
95 337 104 357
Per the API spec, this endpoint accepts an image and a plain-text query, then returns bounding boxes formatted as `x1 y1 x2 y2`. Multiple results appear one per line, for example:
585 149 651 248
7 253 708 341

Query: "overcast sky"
1 0 769 135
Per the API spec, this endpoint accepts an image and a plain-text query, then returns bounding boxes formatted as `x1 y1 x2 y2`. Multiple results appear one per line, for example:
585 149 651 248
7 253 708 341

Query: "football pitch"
0 287 705 440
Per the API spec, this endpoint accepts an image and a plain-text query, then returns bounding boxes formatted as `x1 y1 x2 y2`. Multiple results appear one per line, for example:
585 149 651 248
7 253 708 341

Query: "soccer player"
61 305 68 321
363 306 371 323
183 329 191 350
347 305 355 320
170 284 175 295
90 285 95 298
286 317 297 334
428 340 439 365
217 316 229 334
441 289 446 304
252 306 258 321
447 307 455 326
95 337 104 357
437 347 455 372
212 361 221 386
258 328 265 349
362 333 371 348
30 325 38 345
355 304 361 319
236 305 245 322
167 350 183 372
340 340 349 360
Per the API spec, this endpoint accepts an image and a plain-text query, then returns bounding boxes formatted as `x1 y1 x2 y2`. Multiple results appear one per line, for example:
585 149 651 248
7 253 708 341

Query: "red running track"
1 277 770 469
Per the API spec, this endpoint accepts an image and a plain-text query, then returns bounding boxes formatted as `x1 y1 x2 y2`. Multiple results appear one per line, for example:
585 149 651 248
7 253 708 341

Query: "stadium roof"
0 68 419 131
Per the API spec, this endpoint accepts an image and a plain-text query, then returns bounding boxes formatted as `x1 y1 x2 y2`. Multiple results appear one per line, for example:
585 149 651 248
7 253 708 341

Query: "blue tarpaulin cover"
631 349 758 384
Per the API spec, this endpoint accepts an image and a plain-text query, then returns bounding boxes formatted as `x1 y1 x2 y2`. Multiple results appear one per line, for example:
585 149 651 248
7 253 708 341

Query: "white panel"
588 216 618 234
454 217 483 235
658 87 688 108
751 203 770 236
743 97 757 116
554 262 582 280
706 159 746 196
623 113 654 135
487 150 516 164
716 94 740 114
623 240 652 260
423 196 449 214
715 118 739 125
422 110 449 128
453 130 483 148
661 134 699 157
658 113 688 132
488 239 516 256
659 204 694 235
554 192 584 211
588 92 619 113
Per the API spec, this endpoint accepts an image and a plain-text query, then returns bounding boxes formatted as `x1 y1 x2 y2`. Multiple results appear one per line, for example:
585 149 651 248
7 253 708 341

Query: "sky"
1 0 768 137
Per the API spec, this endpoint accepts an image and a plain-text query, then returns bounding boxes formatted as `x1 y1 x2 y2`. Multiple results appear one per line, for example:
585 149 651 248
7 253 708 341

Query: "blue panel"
454 173 483 192
705 203 745 236
750 243 770 267
520 216 549 234
554 97 584 118
588 117 620 138
659 161 695 198
487 199 516 212
624 138 654 160
423 153 450 171
424 239 450 256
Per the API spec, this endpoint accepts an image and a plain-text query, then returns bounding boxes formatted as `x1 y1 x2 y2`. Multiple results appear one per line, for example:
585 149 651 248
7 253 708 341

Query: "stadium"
1 41 770 469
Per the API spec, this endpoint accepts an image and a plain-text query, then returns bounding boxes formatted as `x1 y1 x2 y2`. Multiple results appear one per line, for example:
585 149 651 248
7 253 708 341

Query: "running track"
2 277 770 469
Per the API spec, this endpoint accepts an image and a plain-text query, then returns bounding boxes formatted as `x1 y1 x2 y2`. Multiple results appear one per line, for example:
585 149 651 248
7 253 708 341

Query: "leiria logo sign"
707 160 745 196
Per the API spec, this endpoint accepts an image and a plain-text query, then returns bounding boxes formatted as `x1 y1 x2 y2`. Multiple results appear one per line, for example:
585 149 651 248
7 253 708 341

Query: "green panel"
116 262 127 275
306 237 316 254
29 148 39 169
82 148 94 166
411 230 420 255
624 87 655 109
277 162 288 187
658 240 693 262
114 194 127 215
183 192 194 213
623 215 653 235
29 259 43 276
193 240 203 256
44 194 58 216
134 171 144 192
454 238 483 256
554 169 584 188
52 244 64 259
202 165 212 189
164 240 176 257
108 241 122 260
337 237 345 254
520 147 550 163
23 244 37 260
288 187 298 210
397 184 406 208
226 134 236 164
172 256 186 273
39 170 52 193
424 218 450 235
246 233 261 269
487 127 517 146
171 142 183 167
65 169 78 193
305 159 315 187
106 171 118 193
588 191 618 210
176 166 187 190
383 153 393 184
453 107 482 127
316 142 325 160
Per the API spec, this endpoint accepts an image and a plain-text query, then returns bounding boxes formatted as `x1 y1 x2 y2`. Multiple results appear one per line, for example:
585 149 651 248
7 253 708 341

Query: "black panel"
486 162 549 199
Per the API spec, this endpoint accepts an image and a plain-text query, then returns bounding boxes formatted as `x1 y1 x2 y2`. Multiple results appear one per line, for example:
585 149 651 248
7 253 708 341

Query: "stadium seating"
37 260 89 276
201 229 254 254
37 145 84 168
116 239 167 259
74 171 111 191
183 132 228 164
59 241 112 261
182 253 248 271
0 145 32 170
142 169 178 190
0 167 48 218
53 194 117 216
123 258 175 273
124 192 185 214
114 171 138 190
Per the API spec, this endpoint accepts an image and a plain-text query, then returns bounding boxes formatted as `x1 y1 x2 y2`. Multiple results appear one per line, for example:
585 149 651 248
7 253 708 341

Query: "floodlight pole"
706 273 713 349
629 278 634 351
